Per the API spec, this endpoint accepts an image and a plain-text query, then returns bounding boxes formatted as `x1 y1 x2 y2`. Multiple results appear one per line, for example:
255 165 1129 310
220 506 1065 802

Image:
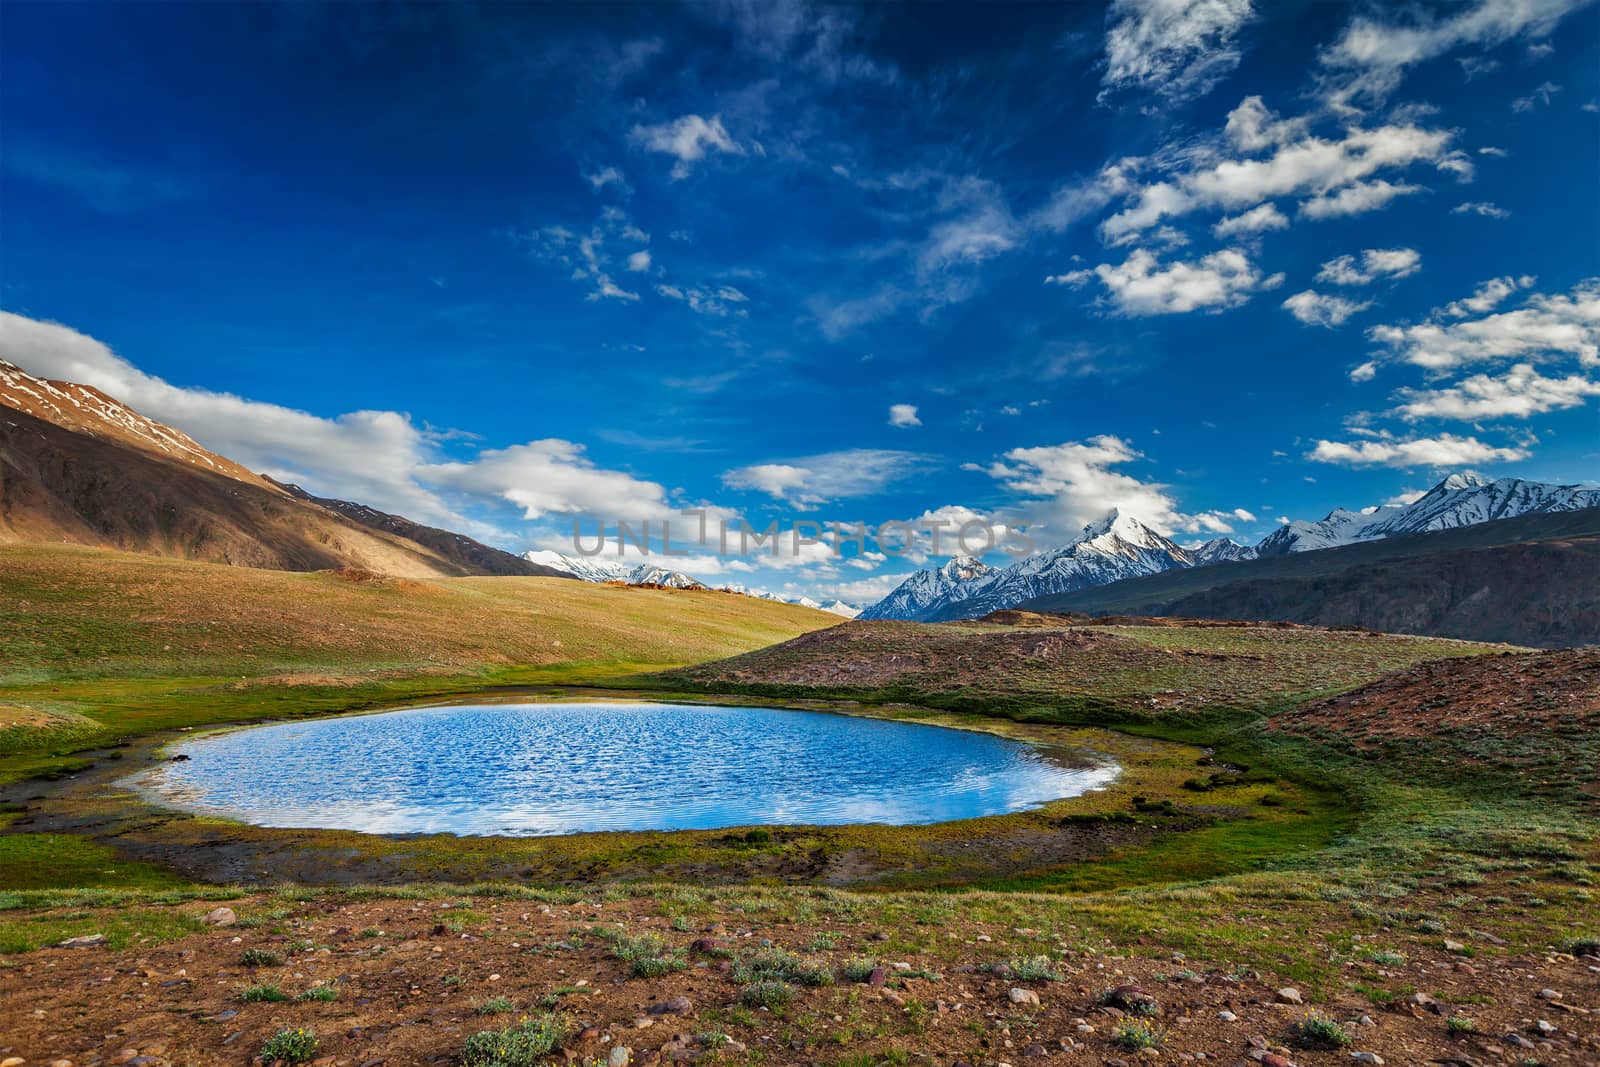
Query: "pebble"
200 907 237 927
1350 1054 1384 1065
647 995 694 1016
1 1058 24 1067
1538 988 1562 1000
1009 986 1040 1007
608 1049 632 1067
1276 987 1302 1005
1217 1010 1237 1022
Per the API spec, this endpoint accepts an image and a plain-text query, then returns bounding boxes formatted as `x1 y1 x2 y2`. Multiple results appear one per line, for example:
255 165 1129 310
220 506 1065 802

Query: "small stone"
56 934 107 949
881 989 906 1007
1443 939 1466 953
608 1049 632 1067
632 1016 653 1029
647 995 694 1016
1217 1010 1237 1022
1022 1044 1048 1059
50 1061 76 1067
108 1053 139 1066
1537 988 1562 1000
867 966 887 987
1276 987 1303 1005
1009 986 1040 1007
1075 1023 1094 1034
201 907 237 927
1 1058 24 1067
1536 1019 1557 1034
1350 1054 1384 1065
1259 1056 1291 1067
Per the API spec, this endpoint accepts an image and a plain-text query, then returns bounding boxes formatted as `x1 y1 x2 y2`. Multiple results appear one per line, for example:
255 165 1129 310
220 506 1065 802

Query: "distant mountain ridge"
527 549 861 615
860 474 1600 622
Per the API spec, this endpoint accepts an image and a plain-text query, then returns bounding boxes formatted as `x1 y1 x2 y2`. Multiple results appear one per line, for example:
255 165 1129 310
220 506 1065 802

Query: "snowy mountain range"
523 550 859 616
860 510 1195 622
860 474 1600 622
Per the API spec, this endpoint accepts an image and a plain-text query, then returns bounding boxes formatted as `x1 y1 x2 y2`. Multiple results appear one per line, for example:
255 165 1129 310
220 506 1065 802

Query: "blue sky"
2 0 1597 605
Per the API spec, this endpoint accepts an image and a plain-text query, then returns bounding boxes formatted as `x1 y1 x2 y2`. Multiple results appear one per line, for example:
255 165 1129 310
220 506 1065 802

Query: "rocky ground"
1 891 1595 1067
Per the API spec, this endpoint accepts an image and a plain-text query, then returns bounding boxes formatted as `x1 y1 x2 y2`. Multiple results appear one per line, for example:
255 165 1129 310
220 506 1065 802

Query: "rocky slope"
1026 510 1600 648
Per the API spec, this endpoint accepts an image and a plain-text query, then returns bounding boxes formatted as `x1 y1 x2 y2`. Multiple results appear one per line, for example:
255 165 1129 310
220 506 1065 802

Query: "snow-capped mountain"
1256 474 1600 556
862 513 1192 623
859 475 1598 622
522 550 635 583
721 584 861 617
857 554 996 621
1190 537 1258 565
526 551 857 613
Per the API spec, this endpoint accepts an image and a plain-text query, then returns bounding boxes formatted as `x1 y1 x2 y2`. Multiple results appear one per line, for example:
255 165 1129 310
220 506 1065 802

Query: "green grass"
238 983 288 1002
0 831 187 892
260 1027 318 1064
461 1014 569 1067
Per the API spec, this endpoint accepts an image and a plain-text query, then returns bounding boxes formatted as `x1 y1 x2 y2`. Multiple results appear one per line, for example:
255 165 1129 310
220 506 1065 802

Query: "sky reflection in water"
148 702 1117 836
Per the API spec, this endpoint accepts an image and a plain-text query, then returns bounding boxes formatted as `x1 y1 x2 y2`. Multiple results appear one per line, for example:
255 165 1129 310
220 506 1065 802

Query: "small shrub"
260 1026 317 1064
1112 1020 1164 1050
1362 948 1405 966
743 829 771 844
461 1014 569 1067
296 984 337 1002
1006 955 1064 982
359 926 382 938
1565 935 1599 956
239 948 282 968
1446 1016 1478 1034
739 979 794 1009
1297 1012 1353 1048
237 983 287 1002
839 957 879 983
477 996 514 1014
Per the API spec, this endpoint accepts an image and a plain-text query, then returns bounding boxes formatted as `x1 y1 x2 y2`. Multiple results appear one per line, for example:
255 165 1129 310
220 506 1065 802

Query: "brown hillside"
0 405 474 576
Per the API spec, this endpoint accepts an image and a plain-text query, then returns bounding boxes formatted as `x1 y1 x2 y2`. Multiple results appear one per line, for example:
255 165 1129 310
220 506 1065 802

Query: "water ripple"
142 702 1119 836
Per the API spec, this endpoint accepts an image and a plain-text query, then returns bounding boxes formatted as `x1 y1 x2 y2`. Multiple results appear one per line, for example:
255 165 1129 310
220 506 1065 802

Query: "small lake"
144 702 1117 836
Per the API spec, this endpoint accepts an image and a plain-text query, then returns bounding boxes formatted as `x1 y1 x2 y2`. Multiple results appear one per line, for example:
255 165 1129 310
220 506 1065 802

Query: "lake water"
144 702 1117 836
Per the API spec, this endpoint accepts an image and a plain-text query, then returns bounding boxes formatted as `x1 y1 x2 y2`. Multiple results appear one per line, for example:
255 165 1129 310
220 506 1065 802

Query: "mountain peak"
938 554 993 580
1079 508 1166 549
1437 471 1487 492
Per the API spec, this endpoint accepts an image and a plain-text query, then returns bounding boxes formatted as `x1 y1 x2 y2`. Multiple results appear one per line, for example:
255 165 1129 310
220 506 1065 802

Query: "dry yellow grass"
1 544 835 682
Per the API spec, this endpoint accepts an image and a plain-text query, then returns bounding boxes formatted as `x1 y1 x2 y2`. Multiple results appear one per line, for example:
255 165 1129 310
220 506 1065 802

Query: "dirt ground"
2 892 1596 1067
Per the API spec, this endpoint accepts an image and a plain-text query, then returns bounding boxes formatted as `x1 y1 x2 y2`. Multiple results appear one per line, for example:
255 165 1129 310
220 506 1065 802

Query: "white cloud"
1100 98 1460 241
1211 202 1288 237
721 449 931 506
887 403 922 428
629 114 744 179
1441 275 1536 318
625 250 651 272
1088 247 1283 316
1395 363 1600 421
515 206 647 302
1100 0 1255 104
1318 0 1587 107
1367 278 1600 372
655 283 748 316
583 166 630 195
1316 247 1422 285
1283 290 1372 327
423 440 675 523
1298 178 1423 219
980 435 1187 535
1308 432 1529 468
1044 269 1093 287
1512 80 1562 111
1451 200 1511 218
